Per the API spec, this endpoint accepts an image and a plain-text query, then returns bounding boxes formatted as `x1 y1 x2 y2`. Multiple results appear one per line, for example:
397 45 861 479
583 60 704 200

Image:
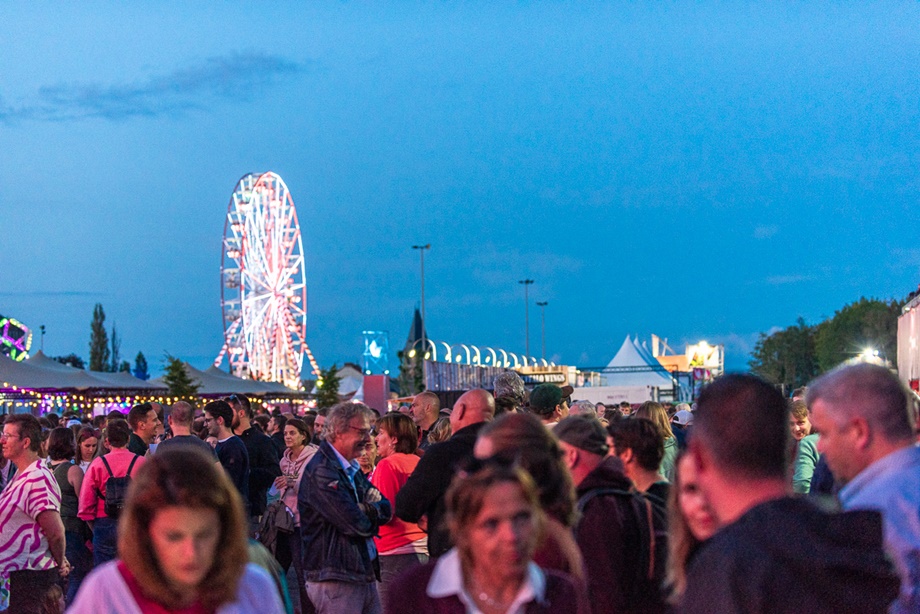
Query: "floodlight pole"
535 302 548 360
519 279 534 359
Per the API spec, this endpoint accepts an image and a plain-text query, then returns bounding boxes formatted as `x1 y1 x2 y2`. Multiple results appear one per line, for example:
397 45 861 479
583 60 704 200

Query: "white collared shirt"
426 548 546 614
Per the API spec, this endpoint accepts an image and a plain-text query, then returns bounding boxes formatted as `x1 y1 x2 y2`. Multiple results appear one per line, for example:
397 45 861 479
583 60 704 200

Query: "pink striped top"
0 459 62 574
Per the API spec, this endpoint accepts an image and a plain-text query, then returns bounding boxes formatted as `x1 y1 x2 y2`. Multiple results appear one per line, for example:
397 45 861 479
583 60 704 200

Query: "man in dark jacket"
556 415 661 614
299 401 391 614
680 373 899 614
396 388 495 558
228 393 281 527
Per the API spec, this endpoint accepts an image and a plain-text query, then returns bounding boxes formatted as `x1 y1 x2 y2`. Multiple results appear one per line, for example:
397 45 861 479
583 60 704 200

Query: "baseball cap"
554 415 609 456
673 409 694 426
529 383 575 415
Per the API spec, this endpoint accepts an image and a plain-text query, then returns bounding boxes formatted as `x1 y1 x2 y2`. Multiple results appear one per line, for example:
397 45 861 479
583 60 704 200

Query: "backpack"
576 486 665 612
98 455 140 519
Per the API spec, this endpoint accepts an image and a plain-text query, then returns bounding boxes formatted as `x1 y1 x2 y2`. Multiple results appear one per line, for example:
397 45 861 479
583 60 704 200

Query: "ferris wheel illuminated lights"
216 172 320 388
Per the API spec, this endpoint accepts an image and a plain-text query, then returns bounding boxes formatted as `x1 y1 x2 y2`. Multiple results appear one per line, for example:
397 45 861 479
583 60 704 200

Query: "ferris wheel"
215 172 320 388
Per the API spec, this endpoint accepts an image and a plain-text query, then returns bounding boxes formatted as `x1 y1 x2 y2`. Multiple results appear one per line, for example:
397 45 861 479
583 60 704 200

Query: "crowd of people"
0 361 918 613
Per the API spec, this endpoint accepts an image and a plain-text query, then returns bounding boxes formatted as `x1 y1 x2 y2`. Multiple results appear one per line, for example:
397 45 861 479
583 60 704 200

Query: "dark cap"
554 415 609 456
529 383 575 415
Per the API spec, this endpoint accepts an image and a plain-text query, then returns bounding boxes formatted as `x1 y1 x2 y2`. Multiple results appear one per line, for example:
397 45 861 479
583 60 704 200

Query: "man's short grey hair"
807 362 914 443
169 401 195 427
325 401 374 442
493 371 525 402
569 400 597 417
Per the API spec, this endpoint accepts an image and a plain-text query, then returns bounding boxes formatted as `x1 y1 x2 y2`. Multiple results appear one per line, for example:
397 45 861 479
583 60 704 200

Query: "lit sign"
519 371 567 384
0 315 31 361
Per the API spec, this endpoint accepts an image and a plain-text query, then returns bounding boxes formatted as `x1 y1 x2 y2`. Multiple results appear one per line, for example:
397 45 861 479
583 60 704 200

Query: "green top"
792 433 820 494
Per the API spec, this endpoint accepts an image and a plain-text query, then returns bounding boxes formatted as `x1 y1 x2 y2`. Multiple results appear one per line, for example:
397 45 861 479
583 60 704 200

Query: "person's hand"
58 557 71 577
273 476 286 491
364 486 382 504
418 515 428 532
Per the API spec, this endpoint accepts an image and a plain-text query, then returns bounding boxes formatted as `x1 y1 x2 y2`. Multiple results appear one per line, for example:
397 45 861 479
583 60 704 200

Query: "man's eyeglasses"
0 432 19 441
347 425 372 438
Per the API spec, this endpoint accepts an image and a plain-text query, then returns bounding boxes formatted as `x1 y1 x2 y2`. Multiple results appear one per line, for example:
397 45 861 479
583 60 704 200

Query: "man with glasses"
204 400 250 501
0 414 70 614
299 402 391 614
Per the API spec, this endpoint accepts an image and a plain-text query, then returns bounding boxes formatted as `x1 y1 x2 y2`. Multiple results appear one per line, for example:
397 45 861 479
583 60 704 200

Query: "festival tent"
602 336 675 388
25 352 165 391
152 362 301 396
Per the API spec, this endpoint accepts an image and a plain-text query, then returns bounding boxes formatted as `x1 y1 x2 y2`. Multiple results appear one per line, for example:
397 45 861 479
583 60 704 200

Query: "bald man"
396 388 495 558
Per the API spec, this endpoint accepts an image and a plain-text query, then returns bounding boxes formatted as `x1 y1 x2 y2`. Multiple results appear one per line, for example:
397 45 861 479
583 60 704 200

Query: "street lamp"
412 244 431 385
535 301 547 360
518 279 534 358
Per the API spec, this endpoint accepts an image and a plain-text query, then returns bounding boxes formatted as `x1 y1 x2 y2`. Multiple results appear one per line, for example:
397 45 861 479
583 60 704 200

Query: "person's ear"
619 447 634 465
851 416 871 451
688 438 709 476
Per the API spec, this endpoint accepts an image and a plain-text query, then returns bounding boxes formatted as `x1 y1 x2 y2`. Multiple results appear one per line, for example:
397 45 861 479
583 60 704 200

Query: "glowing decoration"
215 172 319 388
363 331 390 375
0 315 32 361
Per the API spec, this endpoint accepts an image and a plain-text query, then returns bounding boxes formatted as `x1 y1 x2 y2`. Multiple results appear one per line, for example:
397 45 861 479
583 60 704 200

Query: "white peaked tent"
603 336 675 388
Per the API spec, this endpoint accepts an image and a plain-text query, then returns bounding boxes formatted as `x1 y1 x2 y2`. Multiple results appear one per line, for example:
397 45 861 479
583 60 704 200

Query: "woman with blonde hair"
69 447 284 613
386 462 585 613
473 412 583 583
634 401 678 481
666 452 718 601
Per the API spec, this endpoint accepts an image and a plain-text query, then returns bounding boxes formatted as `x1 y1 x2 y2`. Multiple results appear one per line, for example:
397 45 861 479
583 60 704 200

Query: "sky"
2 2 919 377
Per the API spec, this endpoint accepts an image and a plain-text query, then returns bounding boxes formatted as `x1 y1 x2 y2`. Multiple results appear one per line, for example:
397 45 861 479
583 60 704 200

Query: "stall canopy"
151 362 300 396
0 351 167 391
603 336 675 388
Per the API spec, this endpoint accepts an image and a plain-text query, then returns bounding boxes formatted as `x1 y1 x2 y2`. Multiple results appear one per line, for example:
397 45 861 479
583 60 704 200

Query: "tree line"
748 296 903 389
51 303 149 380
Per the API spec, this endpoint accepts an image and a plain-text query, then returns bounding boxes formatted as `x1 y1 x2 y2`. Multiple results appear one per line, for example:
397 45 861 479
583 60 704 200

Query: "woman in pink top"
271 417 317 613
371 412 428 602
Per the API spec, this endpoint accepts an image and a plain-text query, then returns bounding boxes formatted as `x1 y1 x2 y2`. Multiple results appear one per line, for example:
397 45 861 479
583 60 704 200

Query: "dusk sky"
3 2 919 377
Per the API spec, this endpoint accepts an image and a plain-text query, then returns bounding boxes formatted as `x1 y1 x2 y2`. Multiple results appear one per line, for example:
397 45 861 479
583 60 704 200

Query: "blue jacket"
297 440 391 583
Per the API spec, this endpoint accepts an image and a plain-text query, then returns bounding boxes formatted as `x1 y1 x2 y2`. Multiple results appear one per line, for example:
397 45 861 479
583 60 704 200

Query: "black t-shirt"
215 435 250 501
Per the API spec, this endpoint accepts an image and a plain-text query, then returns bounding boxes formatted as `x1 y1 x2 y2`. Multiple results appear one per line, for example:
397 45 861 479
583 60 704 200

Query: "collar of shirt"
839 443 920 507
426 548 546 613
329 443 360 482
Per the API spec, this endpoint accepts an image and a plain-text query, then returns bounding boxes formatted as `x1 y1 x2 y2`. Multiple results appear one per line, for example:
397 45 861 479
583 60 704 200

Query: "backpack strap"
576 487 656 583
125 455 140 477
99 455 115 478
97 455 116 501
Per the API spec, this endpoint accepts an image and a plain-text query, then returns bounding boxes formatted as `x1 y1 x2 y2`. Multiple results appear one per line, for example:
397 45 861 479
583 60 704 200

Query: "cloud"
765 274 814 285
753 225 779 239
1 52 302 122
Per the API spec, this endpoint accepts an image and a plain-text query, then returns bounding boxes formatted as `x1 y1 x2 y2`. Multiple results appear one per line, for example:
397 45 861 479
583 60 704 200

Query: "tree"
814 297 903 372
88 304 110 371
109 322 121 373
162 354 200 398
315 364 341 409
53 354 85 369
397 350 424 397
118 360 131 373
749 318 819 390
133 352 150 380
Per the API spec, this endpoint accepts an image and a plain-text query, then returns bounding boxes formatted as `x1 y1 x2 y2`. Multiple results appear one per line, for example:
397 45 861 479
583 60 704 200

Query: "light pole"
535 301 547 360
412 244 431 384
518 279 534 358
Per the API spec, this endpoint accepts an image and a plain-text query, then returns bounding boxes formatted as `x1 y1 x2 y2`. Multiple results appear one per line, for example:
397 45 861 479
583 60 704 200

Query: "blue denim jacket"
298 440 391 583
